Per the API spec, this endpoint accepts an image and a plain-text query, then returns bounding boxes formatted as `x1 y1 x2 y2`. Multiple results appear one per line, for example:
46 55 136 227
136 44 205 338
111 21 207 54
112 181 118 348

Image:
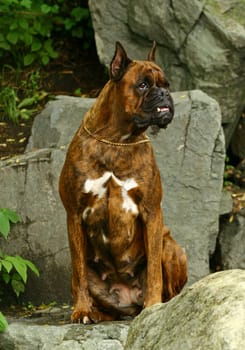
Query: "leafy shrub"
0 70 48 122
0 208 40 332
0 0 93 67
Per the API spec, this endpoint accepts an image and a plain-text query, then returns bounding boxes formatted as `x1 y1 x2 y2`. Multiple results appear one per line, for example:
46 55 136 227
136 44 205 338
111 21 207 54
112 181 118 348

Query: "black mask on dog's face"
134 86 174 130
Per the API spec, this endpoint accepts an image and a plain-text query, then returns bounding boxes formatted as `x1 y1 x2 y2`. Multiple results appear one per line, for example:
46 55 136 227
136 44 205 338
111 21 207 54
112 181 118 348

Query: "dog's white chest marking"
83 172 138 214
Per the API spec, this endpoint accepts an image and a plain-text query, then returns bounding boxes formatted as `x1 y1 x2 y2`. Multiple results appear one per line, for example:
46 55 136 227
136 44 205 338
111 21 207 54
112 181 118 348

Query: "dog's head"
110 41 174 132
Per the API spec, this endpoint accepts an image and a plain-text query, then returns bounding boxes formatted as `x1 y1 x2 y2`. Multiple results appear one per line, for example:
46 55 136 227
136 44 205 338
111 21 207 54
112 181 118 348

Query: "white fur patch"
83 172 138 214
82 207 94 220
84 171 112 199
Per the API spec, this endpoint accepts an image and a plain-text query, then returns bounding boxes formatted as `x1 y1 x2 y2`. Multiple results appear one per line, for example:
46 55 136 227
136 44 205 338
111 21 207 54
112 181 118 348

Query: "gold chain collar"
83 123 150 147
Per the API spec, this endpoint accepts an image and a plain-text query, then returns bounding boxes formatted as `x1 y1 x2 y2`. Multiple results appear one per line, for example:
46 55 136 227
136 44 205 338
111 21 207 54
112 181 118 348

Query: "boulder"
231 112 245 160
89 0 245 144
0 148 71 303
0 317 129 350
219 212 245 270
125 269 245 350
0 91 225 303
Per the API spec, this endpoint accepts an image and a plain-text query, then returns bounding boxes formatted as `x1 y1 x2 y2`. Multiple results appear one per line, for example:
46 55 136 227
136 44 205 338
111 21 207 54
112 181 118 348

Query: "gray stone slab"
125 270 245 350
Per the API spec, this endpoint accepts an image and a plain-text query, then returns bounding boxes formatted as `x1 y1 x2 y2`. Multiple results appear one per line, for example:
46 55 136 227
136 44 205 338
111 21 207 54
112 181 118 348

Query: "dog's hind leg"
161 226 188 301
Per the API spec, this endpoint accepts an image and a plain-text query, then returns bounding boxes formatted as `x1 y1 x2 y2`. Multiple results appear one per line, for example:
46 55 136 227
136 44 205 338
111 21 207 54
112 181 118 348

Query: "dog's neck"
84 81 147 143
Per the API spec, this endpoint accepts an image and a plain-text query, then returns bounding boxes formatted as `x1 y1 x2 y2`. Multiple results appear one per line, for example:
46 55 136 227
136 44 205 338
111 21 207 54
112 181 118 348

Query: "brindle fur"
59 42 187 323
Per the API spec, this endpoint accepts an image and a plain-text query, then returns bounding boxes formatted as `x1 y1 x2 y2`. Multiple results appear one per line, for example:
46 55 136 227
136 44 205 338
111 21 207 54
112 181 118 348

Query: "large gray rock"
26 96 92 151
89 0 245 144
0 319 129 350
0 148 71 303
219 212 245 270
0 91 225 303
125 269 245 350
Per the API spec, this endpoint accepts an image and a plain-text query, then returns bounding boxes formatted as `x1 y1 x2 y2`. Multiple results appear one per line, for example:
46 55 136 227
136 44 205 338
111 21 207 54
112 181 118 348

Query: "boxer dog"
59 42 187 323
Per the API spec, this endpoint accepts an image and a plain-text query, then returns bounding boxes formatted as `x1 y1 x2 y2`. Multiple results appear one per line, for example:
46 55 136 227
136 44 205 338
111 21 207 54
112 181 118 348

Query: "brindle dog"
59 42 187 323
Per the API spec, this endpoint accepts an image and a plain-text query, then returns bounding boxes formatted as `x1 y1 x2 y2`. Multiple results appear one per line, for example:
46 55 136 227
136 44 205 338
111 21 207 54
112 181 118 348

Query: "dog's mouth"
133 105 173 129
156 106 170 113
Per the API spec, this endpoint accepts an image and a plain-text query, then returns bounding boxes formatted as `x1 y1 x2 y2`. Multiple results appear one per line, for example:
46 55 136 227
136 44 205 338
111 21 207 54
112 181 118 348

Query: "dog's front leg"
143 209 163 307
67 213 94 323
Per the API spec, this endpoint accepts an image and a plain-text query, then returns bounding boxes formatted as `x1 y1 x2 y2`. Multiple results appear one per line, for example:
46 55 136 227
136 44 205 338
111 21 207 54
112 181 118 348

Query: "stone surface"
125 269 245 350
89 0 245 144
0 148 71 303
155 90 225 282
0 91 225 303
26 96 91 151
219 212 245 270
231 112 245 159
1 271 244 349
219 190 233 216
0 318 129 350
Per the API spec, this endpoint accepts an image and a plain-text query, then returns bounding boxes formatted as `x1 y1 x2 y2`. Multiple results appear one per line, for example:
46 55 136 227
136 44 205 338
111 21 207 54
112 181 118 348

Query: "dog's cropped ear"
110 42 132 81
147 41 157 62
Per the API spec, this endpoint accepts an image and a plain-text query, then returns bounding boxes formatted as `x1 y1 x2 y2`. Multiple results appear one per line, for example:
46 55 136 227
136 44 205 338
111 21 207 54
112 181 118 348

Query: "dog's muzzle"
133 87 174 129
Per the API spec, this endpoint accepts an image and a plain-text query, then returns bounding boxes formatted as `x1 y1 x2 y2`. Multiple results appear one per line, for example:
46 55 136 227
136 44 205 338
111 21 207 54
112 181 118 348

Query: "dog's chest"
81 171 142 262
83 171 138 216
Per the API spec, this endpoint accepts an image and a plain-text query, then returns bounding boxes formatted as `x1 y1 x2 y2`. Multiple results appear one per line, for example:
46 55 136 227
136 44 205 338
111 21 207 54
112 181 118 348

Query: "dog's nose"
159 88 169 98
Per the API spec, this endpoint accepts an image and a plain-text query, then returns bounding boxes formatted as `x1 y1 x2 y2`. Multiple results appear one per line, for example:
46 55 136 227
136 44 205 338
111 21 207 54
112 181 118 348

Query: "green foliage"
0 312 8 332
0 0 93 67
0 70 48 123
0 208 40 332
0 253 40 298
0 208 20 239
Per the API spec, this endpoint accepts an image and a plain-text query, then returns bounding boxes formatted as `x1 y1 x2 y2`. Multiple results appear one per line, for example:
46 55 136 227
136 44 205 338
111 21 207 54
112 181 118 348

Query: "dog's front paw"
71 308 115 324
71 309 92 324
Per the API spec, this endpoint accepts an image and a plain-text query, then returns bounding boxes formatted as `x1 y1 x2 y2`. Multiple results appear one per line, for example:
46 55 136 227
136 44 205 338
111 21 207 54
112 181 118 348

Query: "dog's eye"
138 81 149 90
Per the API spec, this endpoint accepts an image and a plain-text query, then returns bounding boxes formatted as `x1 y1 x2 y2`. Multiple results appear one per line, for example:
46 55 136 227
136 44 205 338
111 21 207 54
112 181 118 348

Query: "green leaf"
31 40 42 52
0 42 11 51
6 31 19 45
71 7 89 21
41 4 52 14
51 4 59 14
1 259 13 273
0 312 8 332
43 39 52 51
22 33 32 46
64 18 74 30
11 279 25 297
5 256 27 283
43 39 58 58
1 208 20 224
24 53 35 66
10 22 18 31
33 21 41 33
18 96 37 108
18 18 29 30
19 109 36 120
2 272 10 284
20 0 32 9
0 212 10 238
23 259 39 277
41 55 49 65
